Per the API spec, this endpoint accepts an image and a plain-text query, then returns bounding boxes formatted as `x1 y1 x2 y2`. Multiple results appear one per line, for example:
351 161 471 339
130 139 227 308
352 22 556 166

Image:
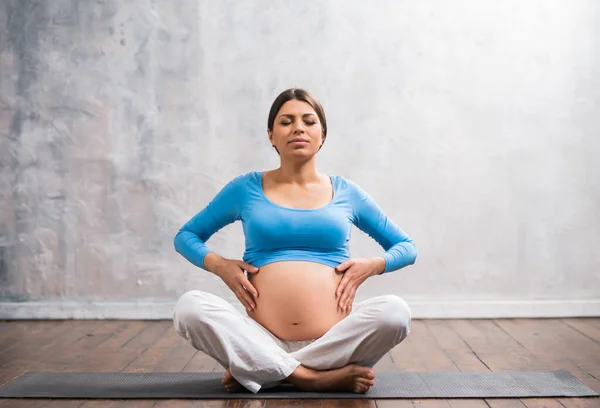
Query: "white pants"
172 290 411 394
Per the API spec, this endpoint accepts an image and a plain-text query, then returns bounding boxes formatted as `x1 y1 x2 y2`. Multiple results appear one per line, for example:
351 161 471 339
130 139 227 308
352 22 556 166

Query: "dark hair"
267 89 327 141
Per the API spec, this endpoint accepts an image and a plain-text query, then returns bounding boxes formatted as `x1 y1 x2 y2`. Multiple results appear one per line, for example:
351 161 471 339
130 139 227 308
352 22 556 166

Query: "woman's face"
268 99 324 158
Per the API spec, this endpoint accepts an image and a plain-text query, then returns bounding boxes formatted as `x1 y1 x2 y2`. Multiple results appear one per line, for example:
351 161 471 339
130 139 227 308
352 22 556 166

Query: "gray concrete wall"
1 0 599 318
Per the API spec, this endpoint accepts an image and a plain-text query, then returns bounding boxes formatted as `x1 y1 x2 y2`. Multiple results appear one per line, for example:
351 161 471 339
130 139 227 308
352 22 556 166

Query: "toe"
355 384 368 393
358 377 374 387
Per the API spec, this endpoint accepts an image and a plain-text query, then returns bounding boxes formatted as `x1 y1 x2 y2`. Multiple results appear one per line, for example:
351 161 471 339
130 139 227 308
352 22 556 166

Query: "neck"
276 157 319 184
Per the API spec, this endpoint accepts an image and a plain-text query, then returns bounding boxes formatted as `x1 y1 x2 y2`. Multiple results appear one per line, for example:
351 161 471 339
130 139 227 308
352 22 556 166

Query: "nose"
292 121 305 134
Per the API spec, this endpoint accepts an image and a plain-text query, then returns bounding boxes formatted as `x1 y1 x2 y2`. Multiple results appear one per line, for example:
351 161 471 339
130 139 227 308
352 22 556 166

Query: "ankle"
286 364 318 386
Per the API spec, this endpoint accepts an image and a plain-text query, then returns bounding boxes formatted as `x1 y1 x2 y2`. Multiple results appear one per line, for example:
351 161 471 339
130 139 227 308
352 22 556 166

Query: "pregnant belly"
246 261 350 341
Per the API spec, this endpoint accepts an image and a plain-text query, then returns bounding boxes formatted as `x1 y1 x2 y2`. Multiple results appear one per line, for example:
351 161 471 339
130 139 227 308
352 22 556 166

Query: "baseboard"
1 298 599 319
406 299 600 319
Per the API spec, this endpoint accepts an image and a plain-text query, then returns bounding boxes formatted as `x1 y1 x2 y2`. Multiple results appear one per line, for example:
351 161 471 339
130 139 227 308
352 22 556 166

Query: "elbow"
385 240 417 272
404 240 417 266
173 230 183 254
173 228 189 254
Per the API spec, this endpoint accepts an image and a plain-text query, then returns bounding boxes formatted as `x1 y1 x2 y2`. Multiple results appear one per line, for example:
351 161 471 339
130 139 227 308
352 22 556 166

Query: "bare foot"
287 363 375 394
221 368 244 393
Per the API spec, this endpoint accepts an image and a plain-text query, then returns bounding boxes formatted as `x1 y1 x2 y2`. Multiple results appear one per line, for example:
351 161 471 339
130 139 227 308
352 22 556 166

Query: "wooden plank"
391 320 458 372
112 402 155 408
2 319 596 407
448 400 489 408
0 321 163 408
387 320 453 407
179 337 231 407
0 368 24 386
486 400 526 407
121 323 234 406
0 401 84 408
0 320 83 356
190 401 230 408
557 396 600 408
372 352 396 373
460 320 538 371
495 319 600 372
65 321 147 372
338 400 376 407
45 321 127 367
43 401 98 408
494 319 600 408
387 320 428 371
0 320 53 351
465 320 580 407
561 319 600 346
556 372 600 407
407 401 456 407
152 335 197 372
418 320 490 407
181 350 221 373
584 319 600 331
427 320 490 372
65 322 176 407
0 320 87 367
153 400 206 408
121 324 178 373
0 320 104 381
264 399 300 407
375 399 414 408
302 400 325 408
520 398 565 407
41 322 143 408
10 320 103 362
78 402 120 408
150 333 229 407
4 320 124 375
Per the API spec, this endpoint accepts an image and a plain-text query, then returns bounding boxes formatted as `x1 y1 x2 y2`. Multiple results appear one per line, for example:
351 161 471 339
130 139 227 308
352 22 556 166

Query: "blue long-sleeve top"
174 171 417 273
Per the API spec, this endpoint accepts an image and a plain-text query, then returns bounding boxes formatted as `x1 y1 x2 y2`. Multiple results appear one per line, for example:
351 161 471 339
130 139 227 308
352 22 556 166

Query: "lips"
289 138 309 144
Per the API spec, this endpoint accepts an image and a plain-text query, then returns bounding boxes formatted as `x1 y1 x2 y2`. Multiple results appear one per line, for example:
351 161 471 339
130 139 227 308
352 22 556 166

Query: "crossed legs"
173 290 411 394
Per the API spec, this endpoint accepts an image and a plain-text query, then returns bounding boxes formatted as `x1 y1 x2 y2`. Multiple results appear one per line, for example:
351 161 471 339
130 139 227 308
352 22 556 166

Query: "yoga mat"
0 370 597 399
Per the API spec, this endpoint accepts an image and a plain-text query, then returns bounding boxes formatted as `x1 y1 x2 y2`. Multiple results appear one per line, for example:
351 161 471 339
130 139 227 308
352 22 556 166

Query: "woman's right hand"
211 257 260 312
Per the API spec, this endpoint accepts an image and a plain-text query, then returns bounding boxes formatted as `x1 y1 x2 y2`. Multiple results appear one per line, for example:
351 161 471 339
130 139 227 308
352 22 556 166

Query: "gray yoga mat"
0 370 597 399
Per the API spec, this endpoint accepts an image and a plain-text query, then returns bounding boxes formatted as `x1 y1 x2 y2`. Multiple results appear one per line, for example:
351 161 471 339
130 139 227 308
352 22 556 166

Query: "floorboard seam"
491 320 527 350
120 324 172 373
447 321 493 372
470 350 491 371
560 319 600 346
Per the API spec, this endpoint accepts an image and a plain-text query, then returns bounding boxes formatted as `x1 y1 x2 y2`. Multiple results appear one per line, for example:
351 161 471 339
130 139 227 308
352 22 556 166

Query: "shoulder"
224 171 261 188
217 171 260 197
331 175 367 198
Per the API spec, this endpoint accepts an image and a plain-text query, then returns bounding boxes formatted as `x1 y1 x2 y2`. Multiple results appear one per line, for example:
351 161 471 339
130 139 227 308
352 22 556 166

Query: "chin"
287 148 318 156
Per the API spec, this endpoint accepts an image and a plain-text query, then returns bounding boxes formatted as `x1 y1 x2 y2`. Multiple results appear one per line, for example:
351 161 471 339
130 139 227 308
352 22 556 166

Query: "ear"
268 129 274 144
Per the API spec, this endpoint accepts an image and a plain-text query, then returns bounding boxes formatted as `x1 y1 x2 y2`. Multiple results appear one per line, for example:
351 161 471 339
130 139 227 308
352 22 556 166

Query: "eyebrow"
278 113 317 119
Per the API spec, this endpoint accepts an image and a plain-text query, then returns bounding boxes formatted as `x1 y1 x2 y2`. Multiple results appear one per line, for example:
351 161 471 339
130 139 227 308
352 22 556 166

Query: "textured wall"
1 0 599 318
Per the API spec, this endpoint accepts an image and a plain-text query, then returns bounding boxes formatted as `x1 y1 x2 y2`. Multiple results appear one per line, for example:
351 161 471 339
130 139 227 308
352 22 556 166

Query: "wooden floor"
0 319 599 408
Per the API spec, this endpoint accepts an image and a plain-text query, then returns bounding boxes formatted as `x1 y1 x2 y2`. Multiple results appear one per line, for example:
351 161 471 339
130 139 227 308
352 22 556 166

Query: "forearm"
381 241 418 273
173 229 215 270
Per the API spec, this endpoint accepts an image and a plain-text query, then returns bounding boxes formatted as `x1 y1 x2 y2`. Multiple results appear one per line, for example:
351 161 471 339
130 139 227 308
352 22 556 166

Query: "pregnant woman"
172 88 418 394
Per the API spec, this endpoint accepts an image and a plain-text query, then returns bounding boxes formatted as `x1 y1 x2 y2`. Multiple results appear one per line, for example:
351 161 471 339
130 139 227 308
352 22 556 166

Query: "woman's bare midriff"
246 261 350 341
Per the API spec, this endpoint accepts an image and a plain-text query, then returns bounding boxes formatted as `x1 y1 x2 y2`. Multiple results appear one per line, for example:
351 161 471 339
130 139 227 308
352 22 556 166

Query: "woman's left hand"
335 257 385 313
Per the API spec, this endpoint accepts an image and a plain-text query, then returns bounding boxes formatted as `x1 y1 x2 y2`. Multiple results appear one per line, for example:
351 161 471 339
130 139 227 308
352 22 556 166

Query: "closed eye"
280 121 316 126
278 113 318 126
